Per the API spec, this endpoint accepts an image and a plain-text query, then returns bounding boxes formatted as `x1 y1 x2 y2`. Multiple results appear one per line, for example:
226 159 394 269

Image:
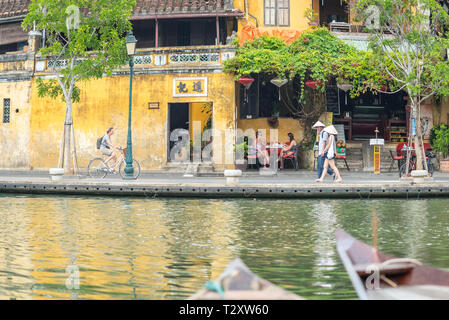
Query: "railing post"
155 19 159 48
216 16 220 45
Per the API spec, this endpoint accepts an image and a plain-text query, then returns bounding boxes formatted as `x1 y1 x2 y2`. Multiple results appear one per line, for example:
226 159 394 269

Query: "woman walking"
315 125 342 183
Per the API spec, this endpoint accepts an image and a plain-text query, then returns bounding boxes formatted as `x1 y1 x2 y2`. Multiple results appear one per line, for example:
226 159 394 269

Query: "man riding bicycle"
100 127 122 172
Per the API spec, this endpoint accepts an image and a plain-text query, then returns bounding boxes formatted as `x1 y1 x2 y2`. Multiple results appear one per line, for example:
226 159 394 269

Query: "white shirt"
318 130 329 155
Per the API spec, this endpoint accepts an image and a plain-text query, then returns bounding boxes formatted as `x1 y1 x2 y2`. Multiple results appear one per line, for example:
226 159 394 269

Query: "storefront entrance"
167 102 213 162
333 90 408 142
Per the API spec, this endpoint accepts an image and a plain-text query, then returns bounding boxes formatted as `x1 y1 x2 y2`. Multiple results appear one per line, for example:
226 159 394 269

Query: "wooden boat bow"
336 229 449 300
188 258 303 300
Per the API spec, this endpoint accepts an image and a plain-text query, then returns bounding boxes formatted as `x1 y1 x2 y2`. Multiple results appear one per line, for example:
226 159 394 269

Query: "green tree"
224 28 353 147
22 0 136 173
350 0 449 174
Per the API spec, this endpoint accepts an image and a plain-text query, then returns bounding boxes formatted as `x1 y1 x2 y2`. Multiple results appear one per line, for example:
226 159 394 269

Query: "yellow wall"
29 71 236 171
189 102 212 136
0 80 31 169
234 0 312 30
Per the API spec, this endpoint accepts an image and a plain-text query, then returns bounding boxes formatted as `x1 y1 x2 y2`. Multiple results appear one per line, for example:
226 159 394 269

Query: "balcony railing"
38 45 236 73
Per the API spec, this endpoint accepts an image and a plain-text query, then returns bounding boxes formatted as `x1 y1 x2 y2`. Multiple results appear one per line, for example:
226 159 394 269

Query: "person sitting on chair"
279 133 297 169
249 131 270 168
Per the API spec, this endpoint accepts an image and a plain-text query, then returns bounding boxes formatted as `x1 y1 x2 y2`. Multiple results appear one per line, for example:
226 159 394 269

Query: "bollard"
49 168 65 181
410 170 429 183
224 169 242 185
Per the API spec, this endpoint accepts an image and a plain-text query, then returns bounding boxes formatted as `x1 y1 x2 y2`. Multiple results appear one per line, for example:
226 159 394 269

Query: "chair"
247 154 261 169
334 124 350 171
335 153 350 171
389 150 404 172
283 146 298 171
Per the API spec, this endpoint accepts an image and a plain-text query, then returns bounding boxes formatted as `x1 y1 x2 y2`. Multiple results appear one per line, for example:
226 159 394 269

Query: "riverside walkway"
0 170 448 198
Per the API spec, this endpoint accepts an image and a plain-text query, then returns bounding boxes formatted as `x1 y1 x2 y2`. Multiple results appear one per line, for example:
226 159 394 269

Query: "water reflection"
0 195 449 300
310 201 337 296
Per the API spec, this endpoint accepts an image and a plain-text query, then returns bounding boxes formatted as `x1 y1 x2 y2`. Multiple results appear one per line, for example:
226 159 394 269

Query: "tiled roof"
134 0 234 16
0 0 29 20
0 0 238 21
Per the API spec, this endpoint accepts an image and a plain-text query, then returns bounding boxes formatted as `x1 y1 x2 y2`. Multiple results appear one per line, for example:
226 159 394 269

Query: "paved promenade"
0 170 448 198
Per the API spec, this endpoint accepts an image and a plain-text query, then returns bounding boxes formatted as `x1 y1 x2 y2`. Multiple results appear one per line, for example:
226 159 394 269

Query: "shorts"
100 146 113 156
327 153 335 160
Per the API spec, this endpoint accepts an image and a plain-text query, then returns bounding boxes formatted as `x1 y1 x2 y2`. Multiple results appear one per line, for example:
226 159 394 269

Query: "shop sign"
173 77 207 97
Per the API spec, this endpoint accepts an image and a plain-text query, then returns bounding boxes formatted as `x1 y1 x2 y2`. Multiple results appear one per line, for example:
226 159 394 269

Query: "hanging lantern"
305 80 322 90
270 78 288 101
337 83 353 105
238 75 255 89
238 75 255 103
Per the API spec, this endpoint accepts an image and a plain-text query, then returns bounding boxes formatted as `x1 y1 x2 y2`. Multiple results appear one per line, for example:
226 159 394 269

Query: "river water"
0 194 448 300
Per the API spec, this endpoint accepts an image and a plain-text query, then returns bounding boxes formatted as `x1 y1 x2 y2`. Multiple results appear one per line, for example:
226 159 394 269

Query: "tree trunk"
63 99 73 175
411 97 425 171
414 106 424 171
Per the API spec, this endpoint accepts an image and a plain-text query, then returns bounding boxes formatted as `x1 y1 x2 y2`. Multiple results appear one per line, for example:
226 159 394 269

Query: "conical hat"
324 125 338 135
312 121 325 129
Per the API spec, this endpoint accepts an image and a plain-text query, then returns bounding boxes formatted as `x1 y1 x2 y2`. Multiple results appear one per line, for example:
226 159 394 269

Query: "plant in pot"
304 8 319 28
431 124 449 172
234 141 249 170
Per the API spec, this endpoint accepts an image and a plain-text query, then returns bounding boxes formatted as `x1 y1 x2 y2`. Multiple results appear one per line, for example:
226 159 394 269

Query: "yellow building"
0 0 243 172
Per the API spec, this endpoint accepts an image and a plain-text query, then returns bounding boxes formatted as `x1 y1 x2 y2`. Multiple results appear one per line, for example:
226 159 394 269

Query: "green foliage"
223 35 288 78
200 102 212 132
224 28 353 102
303 7 318 23
431 124 449 159
234 141 249 158
350 0 449 102
22 0 136 103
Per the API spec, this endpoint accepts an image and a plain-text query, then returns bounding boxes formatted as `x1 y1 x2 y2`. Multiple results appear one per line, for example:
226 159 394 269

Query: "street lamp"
124 31 137 179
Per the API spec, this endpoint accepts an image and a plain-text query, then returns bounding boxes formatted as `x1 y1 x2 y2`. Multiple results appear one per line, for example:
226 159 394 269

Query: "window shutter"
278 0 290 26
265 0 276 26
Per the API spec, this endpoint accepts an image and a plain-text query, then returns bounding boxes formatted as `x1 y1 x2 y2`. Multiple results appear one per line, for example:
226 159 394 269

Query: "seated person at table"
279 133 297 169
248 131 270 168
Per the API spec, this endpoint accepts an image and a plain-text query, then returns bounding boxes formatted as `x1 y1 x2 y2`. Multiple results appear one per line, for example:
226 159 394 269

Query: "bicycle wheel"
88 158 108 179
399 162 409 178
119 159 141 180
399 163 405 178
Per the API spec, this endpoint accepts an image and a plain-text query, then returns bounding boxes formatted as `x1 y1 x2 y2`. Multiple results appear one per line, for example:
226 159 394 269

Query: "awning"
0 22 28 46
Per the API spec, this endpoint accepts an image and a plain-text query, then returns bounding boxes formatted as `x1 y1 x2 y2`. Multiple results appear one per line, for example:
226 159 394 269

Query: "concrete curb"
0 180 448 199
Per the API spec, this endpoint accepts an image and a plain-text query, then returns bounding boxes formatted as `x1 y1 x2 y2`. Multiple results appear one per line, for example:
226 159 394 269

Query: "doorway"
168 103 190 162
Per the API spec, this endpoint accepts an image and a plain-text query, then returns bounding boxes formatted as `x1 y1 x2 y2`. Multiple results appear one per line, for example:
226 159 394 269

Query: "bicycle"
399 149 434 178
88 147 141 179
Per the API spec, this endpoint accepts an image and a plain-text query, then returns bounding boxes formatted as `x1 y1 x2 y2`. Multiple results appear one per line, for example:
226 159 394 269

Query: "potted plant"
304 8 319 28
234 141 249 171
431 124 449 172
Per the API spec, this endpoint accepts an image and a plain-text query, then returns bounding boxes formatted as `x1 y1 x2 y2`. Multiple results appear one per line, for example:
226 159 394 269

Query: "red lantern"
238 75 255 89
305 80 321 89
238 75 255 103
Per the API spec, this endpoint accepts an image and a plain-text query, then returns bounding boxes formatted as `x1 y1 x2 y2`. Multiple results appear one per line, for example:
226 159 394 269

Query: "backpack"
96 137 103 149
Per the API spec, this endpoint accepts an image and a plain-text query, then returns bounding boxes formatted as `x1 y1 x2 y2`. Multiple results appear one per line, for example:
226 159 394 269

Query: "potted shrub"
431 124 449 172
304 8 319 28
234 141 249 171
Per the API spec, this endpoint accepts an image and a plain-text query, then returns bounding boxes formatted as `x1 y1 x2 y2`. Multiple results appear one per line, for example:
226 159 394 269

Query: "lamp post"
124 31 137 179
